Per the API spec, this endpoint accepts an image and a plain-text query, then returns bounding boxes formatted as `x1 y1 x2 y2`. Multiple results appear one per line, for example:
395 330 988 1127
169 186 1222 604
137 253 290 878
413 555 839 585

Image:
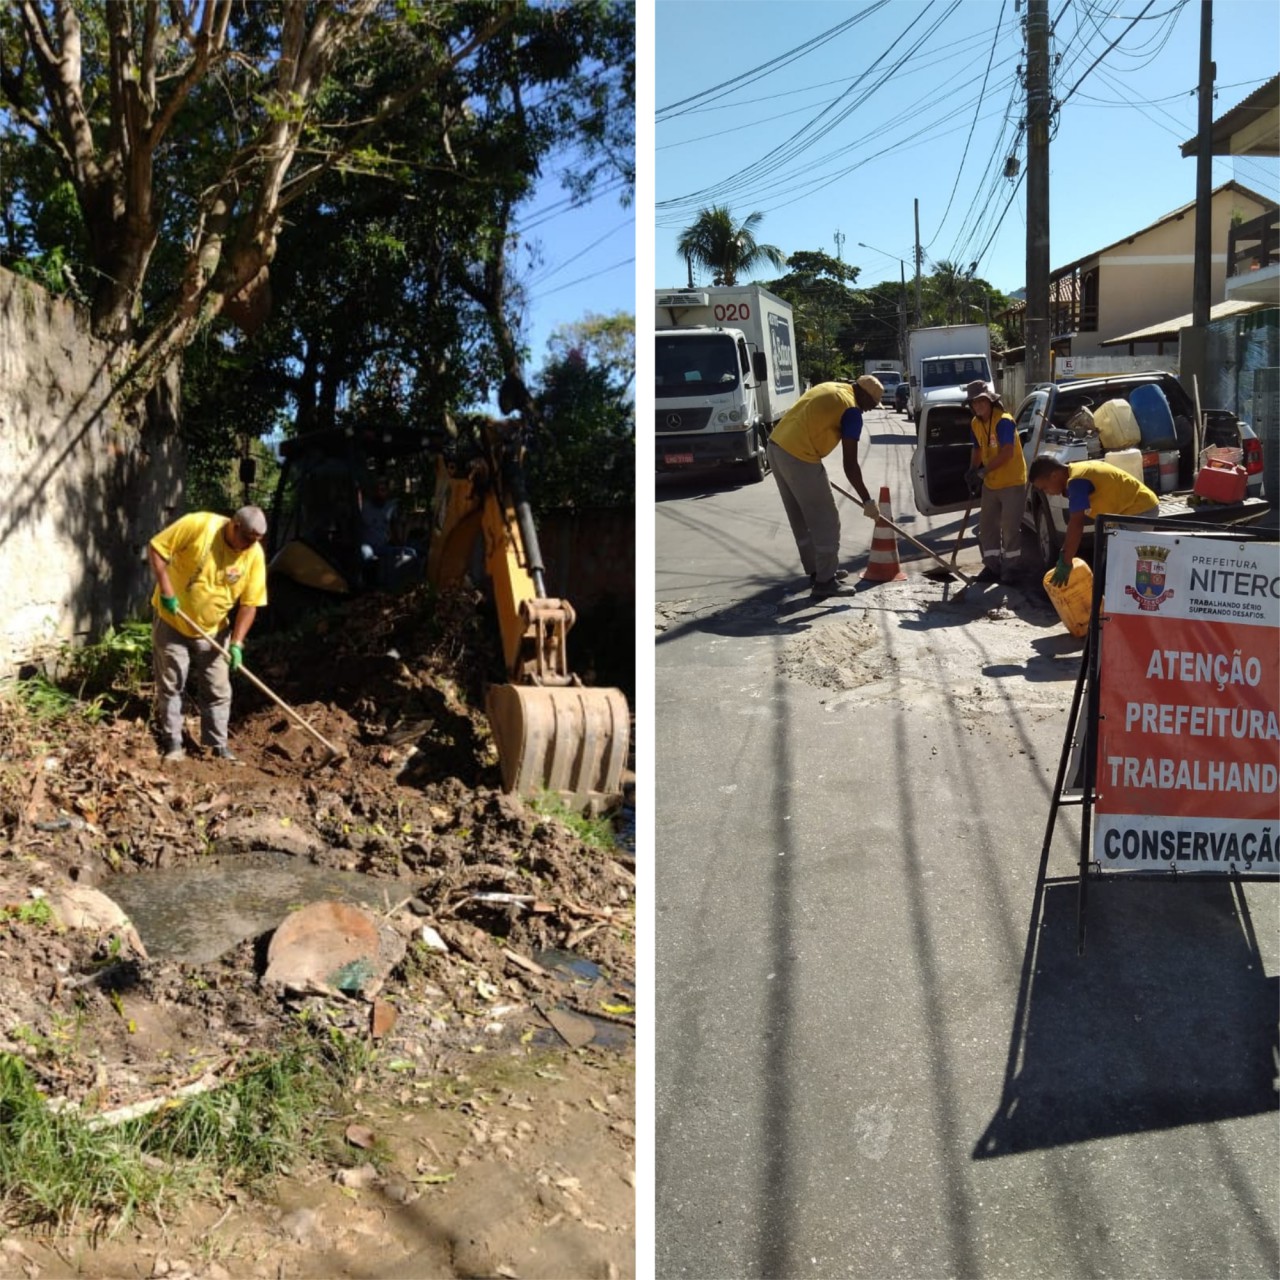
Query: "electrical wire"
657 4 889 121
926 0 1008 241
657 0 963 213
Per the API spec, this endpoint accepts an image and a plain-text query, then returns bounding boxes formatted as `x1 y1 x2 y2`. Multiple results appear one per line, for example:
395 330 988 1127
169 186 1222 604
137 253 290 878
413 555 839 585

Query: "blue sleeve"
840 406 864 441
996 416 1017 447
1066 477 1094 514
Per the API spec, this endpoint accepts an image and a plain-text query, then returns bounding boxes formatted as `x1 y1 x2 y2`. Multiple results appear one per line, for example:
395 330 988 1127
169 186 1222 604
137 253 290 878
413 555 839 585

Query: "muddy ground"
0 584 635 1277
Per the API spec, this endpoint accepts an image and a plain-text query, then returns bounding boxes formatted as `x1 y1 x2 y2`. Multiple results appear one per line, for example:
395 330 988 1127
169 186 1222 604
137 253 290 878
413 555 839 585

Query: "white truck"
906 323 992 424
655 285 800 483
865 357 904 406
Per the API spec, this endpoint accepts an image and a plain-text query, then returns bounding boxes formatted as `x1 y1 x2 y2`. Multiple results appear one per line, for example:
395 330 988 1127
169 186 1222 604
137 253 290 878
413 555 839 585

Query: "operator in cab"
766 376 883 600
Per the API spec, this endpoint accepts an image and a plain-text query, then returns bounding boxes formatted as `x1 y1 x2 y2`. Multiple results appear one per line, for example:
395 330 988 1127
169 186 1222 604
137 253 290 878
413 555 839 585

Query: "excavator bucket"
486 682 631 815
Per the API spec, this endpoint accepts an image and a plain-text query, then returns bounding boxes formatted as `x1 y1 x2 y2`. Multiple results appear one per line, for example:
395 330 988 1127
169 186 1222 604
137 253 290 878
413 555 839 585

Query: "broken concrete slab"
264 900 406 998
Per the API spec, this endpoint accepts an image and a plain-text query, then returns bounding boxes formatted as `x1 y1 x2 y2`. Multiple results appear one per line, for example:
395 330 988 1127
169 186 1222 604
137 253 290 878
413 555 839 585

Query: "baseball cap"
855 374 884 403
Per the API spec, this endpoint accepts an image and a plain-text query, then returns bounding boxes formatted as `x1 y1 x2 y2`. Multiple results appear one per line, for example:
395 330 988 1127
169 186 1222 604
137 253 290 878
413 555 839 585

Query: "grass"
0 1027 365 1234
3 621 155 735
528 789 617 850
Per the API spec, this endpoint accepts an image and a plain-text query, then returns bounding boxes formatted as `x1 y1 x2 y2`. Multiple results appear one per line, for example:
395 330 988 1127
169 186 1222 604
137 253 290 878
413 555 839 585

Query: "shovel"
173 608 347 766
831 481 976 587
922 495 975 582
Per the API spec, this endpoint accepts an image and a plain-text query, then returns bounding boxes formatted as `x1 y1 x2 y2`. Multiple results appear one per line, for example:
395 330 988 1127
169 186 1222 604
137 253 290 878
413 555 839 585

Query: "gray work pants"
768 441 841 582
152 616 233 750
979 483 1026 569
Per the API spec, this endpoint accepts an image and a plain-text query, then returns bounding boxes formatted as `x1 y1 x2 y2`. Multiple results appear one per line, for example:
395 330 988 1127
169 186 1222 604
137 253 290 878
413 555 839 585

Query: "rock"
213 815 328 860
45 885 150 961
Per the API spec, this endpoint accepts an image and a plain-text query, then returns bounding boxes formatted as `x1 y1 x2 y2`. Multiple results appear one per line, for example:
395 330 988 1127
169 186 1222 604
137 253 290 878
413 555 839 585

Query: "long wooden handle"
173 608 345 757
831 481 976 586
950 499 975 569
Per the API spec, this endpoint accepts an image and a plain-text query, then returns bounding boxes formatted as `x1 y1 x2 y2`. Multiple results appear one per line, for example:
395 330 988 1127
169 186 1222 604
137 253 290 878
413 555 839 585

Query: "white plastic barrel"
1105 448 1144 483
1158 449 1179 493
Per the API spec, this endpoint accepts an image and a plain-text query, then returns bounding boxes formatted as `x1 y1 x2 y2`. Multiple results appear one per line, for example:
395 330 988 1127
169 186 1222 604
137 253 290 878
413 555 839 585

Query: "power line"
535 256 634 299
657 4 888 121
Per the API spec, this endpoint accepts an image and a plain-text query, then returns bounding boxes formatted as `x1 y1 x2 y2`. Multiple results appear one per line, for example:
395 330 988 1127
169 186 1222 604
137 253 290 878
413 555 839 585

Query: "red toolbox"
1193 461 1248 503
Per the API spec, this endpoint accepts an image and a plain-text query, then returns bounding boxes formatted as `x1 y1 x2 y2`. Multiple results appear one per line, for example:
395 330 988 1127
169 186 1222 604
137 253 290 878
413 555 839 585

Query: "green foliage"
767 251 865 384
0 1027 365 1231
55 622 154 704
677 206 785 287
529 790 617 850
3 900 54 928
527 312 635 512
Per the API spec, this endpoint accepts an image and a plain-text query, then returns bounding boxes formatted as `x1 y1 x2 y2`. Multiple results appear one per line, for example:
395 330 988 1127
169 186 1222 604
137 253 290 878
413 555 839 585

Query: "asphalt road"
654 406 1279 1279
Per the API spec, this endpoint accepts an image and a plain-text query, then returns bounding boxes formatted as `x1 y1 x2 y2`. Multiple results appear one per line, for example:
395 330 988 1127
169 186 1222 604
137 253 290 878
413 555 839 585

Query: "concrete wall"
0 269 185 673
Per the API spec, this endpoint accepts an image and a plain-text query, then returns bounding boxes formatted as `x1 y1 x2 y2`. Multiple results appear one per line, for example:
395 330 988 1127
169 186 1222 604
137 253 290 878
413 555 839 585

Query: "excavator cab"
267 421 630 814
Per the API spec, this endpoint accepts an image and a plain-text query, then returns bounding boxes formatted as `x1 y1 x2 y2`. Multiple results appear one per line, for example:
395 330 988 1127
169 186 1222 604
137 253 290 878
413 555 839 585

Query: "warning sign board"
1094 529 1280 875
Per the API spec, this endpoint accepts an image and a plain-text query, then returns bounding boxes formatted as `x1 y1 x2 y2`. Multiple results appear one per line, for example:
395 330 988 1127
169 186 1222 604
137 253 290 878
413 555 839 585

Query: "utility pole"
899 260 907 366
913 199 922 327
685 250 693 289
1025 0 1051 385
1183 0 1215 398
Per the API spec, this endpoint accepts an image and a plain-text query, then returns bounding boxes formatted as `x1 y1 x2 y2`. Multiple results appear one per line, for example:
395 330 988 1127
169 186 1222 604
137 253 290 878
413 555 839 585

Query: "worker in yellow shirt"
964 379 1027 584
1028 457 1159 586
767 376 883 599
147 506 269 763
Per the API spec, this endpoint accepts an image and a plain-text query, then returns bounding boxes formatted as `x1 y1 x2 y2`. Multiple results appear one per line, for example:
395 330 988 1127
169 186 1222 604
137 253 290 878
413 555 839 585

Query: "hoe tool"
831 481 976 587
174 608 347 767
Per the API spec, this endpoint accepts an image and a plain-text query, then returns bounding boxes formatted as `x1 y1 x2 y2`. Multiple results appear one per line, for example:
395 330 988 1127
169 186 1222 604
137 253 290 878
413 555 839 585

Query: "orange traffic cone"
861 485 907 582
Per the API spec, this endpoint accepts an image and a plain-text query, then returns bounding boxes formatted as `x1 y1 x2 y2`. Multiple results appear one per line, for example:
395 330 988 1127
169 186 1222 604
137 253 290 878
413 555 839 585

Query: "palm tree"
676 206 785 287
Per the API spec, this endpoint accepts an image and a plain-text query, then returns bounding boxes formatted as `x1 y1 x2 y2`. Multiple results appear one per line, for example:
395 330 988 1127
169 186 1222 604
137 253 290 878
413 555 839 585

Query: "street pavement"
654 406 1279 1279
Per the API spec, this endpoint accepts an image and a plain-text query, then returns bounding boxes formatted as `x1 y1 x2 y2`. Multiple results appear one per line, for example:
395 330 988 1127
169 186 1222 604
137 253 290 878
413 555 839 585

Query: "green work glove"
1051 555 1071 588
161 594 180 615
228 642 244 674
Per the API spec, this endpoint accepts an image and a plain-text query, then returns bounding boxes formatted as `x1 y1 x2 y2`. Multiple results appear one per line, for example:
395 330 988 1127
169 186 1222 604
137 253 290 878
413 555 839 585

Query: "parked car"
909 370 1263 571
894 379 911 414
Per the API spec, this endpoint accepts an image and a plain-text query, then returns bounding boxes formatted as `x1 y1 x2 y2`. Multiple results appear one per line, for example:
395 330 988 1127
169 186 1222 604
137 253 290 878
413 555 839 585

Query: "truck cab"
655 285 799 485
912 353 992 423
656 326 770 481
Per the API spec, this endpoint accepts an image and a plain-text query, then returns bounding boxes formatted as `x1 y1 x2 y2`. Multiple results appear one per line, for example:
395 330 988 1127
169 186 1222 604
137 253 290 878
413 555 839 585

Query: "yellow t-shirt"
971 412 1027 490
1066 461 1159 517
771 382 861 464
150 512 268 638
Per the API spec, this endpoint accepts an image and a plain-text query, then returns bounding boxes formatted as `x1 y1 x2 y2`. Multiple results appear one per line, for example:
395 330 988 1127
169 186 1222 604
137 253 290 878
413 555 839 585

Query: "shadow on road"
976 875 1279 1161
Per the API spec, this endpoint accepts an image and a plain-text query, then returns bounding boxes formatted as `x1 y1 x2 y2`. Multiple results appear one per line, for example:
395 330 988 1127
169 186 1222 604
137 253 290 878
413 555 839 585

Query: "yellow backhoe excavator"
265 422 630 813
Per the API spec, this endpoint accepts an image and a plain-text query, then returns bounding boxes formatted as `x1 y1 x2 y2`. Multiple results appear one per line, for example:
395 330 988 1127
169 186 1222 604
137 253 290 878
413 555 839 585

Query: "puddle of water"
536 948 605 984
614 802 636 856
531 947 635 1050
106 852 410 966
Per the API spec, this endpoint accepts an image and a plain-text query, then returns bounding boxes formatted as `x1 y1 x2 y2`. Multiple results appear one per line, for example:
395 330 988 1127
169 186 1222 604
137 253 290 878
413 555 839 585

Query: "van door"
910 404 976 515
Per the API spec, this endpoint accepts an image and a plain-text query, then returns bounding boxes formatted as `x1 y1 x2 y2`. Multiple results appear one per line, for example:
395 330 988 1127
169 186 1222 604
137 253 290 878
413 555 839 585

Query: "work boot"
810 576 844 600
209 745 243 766
809 569 849 587
162 741 185 762
976 562 1002 584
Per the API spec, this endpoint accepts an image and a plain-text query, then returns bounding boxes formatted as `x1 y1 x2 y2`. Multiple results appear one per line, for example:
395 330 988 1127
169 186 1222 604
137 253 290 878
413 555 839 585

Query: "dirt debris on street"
0 582 634 1274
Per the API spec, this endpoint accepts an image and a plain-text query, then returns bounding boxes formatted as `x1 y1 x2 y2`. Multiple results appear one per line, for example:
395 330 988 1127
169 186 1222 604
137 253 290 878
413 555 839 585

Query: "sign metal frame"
1038 515 1279 954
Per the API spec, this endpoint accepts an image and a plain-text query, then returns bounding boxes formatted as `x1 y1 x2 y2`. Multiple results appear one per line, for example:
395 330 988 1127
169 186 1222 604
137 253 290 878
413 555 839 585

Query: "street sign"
1093 529 1279 876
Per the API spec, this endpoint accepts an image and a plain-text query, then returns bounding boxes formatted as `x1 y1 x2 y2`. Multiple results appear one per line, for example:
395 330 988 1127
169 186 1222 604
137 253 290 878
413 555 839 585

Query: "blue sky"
654 0 1279 297
513 148 636 371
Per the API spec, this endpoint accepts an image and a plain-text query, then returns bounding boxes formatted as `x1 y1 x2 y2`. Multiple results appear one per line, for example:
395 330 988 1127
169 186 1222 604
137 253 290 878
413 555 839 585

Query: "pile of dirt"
0 581 635 1119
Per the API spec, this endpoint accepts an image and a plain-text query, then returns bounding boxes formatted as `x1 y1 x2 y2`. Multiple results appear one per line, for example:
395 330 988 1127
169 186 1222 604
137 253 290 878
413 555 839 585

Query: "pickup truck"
909 370 1267 570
